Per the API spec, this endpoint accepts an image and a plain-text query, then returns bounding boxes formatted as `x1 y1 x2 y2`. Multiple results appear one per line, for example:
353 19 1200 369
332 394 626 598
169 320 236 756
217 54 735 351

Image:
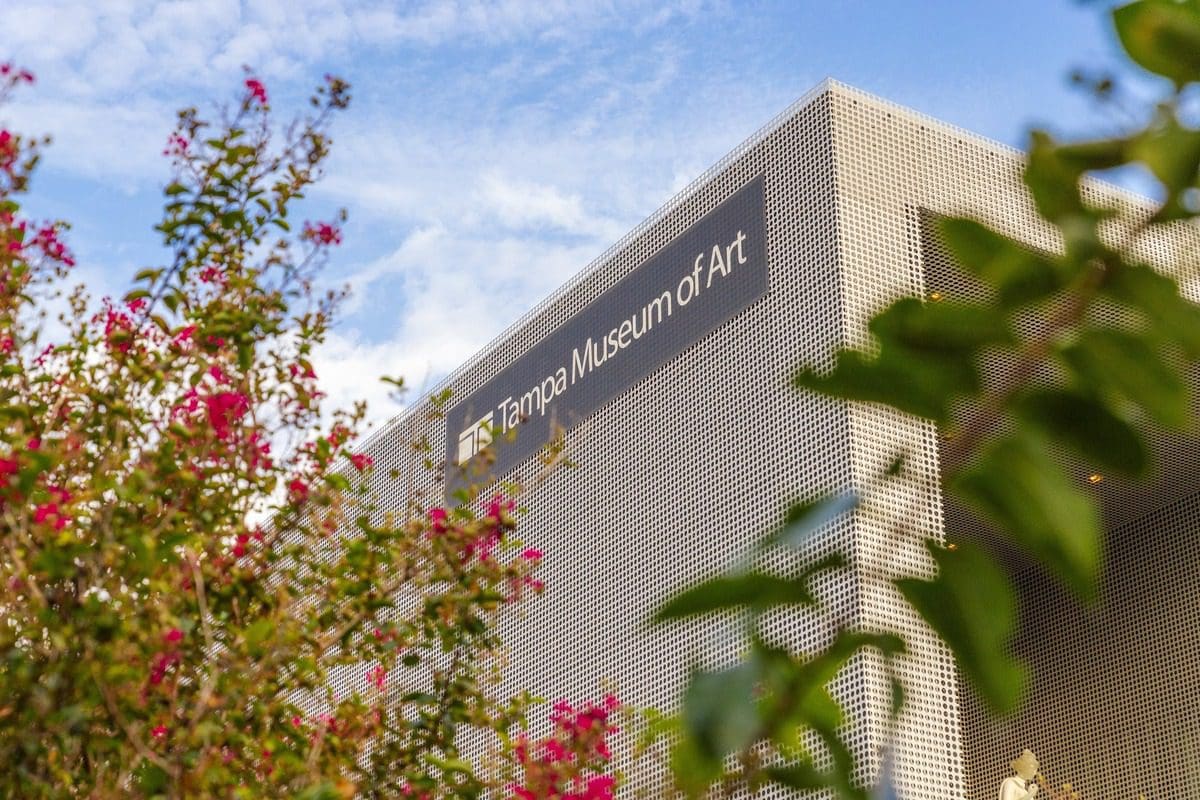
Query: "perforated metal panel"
348 81 1200 799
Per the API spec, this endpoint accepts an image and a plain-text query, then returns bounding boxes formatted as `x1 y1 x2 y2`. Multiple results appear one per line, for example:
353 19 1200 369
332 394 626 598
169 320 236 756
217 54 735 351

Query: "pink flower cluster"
245 77 268 107
95 297 146 354
9 223 77 267
163 132 190 159
0 63 35 85
510 696 620 800
33 486 71 530
302 221 342 246
148 627 185 689
0 130 17 178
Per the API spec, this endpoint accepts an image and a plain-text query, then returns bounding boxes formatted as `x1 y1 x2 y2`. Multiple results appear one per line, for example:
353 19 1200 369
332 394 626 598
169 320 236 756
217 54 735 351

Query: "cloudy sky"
3 0 1150 433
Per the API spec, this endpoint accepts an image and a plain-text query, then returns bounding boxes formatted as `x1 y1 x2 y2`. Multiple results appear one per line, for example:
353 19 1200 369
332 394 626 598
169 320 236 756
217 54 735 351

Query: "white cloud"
6 98 172 188
313 220 605 430
3 0 778 436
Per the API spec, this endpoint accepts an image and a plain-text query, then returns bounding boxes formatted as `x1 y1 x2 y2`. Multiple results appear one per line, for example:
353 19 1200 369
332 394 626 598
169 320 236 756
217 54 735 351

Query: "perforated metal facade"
354 81 1200 799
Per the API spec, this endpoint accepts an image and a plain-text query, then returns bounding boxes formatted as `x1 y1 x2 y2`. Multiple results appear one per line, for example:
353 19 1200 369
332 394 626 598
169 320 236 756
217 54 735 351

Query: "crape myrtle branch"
0 65 625 800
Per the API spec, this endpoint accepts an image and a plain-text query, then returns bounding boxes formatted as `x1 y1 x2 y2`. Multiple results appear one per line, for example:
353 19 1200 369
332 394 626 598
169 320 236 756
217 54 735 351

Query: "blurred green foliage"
651 1 1200 796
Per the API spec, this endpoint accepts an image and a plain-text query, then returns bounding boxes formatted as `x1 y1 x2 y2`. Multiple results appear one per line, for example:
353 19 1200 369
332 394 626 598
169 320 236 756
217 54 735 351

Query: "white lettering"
618 319 633 348
646 291 671 328
572 339 593 384
706 243 729 288
734 229 747 264
677 272 695 306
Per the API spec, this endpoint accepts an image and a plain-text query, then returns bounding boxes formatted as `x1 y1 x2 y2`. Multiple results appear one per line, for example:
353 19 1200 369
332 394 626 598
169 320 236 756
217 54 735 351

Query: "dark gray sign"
445 174 768 496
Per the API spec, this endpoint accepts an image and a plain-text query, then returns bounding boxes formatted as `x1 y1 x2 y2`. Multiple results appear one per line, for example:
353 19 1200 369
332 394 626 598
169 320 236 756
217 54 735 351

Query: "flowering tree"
0 66 617 799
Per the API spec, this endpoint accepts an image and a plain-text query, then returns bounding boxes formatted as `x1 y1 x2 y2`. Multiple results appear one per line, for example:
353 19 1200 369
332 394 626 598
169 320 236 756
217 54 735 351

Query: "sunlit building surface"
355 81 1200 799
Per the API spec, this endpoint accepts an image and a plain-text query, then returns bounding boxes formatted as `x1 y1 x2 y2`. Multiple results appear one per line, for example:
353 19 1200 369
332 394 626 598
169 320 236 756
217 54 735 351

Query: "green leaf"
890 674 905 717
764 762 829 791
669 732 723 797
164 181 189 196
755 633 902 747
423 754 473 774
1060 327 1190 428
1054 137 1131 173
1113 0 1200 86
1131 112 1200 199
896 541 1025 713
951 434 1103 598
764 492 858 550
1102 263 1200 357
133 759 169 794
868 297 1013 355
1025 131 1086 222
1014 389 1148 476
294 783 340 800
682 660 761 763
244 619 275 653
937 217 1064 305
652 555 845 621
796 346 978 423
798 297 1012 422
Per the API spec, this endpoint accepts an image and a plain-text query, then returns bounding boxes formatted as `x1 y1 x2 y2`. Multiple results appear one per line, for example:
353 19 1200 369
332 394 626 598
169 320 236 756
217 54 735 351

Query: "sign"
445 174 769 494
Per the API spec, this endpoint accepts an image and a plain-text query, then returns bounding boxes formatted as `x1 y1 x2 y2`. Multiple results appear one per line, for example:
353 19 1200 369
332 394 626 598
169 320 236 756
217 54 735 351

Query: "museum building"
355 81 1200 799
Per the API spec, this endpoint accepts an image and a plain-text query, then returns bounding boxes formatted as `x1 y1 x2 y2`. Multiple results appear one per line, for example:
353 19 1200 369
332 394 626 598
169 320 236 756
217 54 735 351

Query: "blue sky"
3 0 1152 428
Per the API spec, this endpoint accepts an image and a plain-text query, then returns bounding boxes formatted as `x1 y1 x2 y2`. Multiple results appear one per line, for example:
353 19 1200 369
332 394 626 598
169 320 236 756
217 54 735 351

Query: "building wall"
354 82 1200 799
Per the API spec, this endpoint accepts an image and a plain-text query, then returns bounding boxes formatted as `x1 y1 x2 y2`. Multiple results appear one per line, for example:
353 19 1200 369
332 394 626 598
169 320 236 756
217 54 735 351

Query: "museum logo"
456 411 494 466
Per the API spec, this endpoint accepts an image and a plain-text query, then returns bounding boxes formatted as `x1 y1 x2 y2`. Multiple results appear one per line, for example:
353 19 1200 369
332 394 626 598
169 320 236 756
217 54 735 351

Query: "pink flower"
486 494 515 521
173 325 196 346
148 651 180 686
288 478 309 503
0 130 17 176
31 224 74 267
34 502 67 530
99 301 134 353
366 664 386 690
245 77 268 106
164 628 184 645
247 432 272 471
0 457 17 478
163 132 189 158
522 548 543 561
582 775 615 800
429 507 448 535
326 424 351 447
302 221 342 246
203 391 249 441
292 715 302 727
151 724 168 740
350 453 373 472
0 64 34 84
289 362 317 380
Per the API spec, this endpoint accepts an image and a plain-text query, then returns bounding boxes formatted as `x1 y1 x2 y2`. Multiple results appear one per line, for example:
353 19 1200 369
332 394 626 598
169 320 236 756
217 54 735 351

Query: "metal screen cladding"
336 81 1200 799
